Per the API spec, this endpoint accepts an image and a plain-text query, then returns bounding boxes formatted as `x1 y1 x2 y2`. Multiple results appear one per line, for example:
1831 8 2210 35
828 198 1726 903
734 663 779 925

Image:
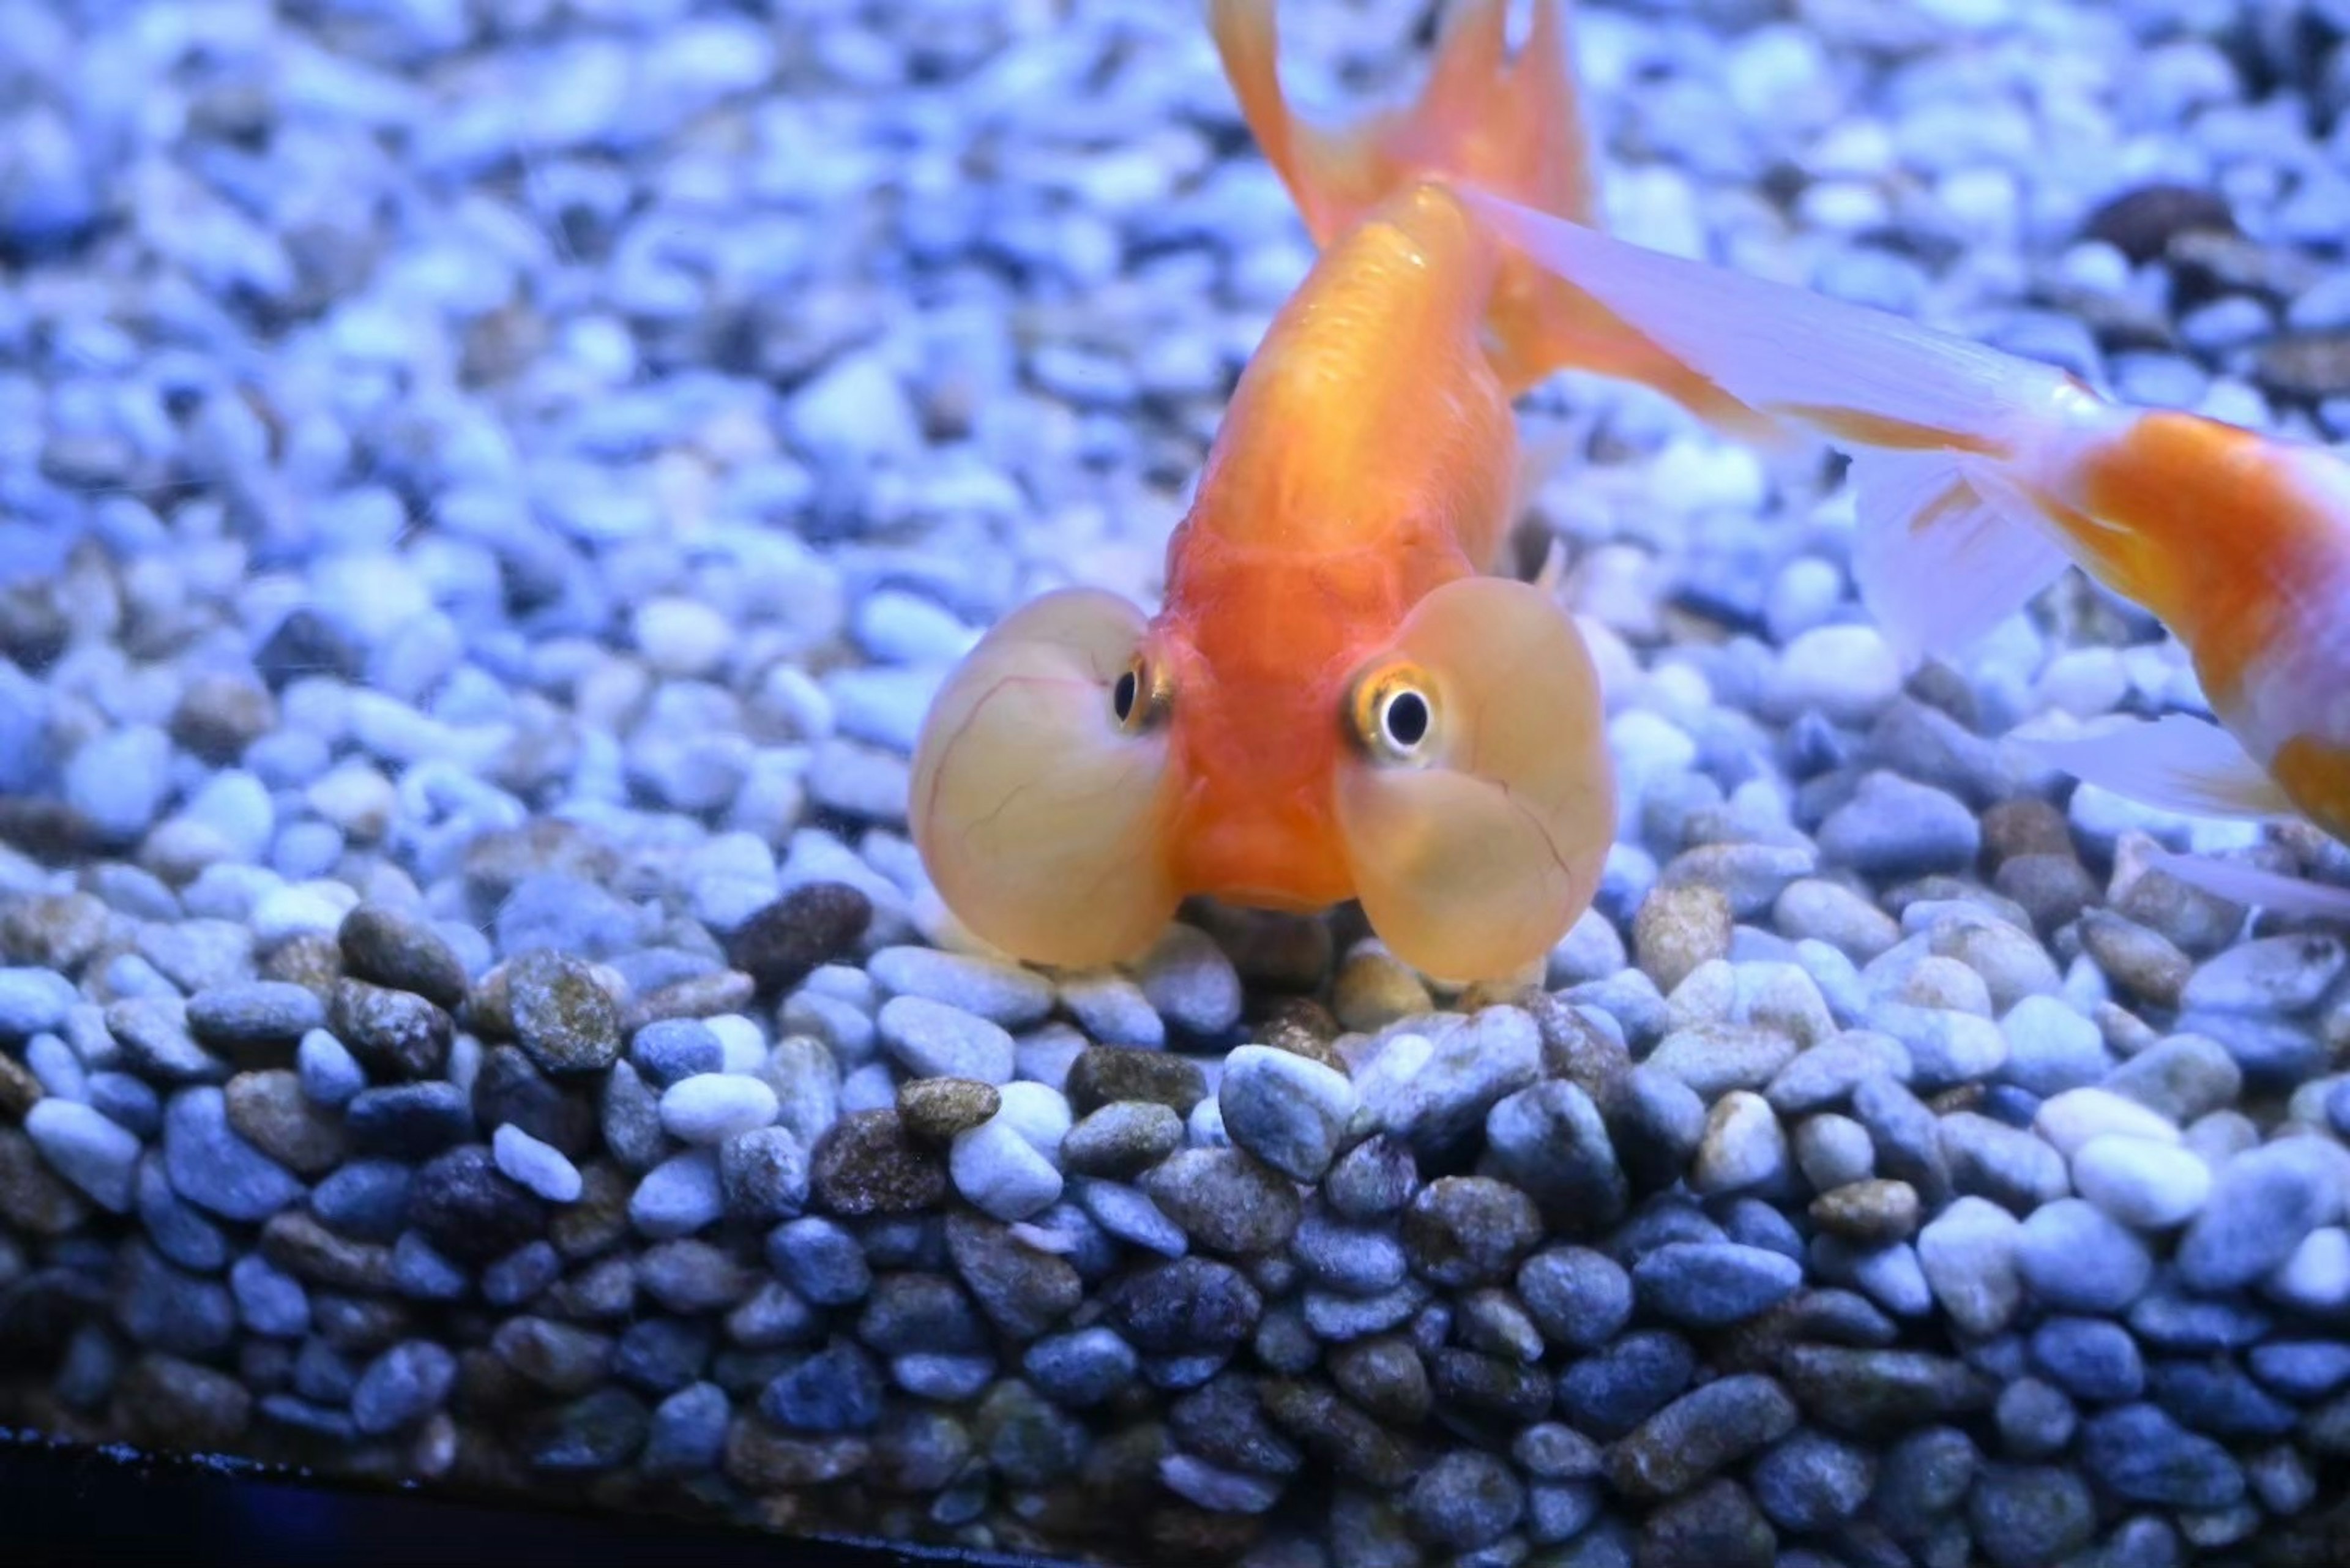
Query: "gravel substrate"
7 0 2350 1565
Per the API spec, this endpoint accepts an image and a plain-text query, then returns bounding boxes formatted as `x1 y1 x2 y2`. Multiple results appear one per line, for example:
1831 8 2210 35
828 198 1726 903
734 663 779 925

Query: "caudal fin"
1211 0 1596 247
1213 0 1772 426
1466 190 2162 652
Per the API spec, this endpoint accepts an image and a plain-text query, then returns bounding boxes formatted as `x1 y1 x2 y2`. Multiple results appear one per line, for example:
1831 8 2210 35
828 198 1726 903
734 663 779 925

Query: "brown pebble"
1634 884 1733 993
897 1077 1001 1143
225 1069 348 1176
1979 798 2074 865
1065 1047 1206 1117
1331 949 1433 1032
259 931 343 994
1994 853 2099 936
811 1109 947 1216
1808 1179 1922 1245
1062 1101 1185 1178
0 1051 42 1120
728 883 872 993
170 673 278 765
0 891 110 972
2258 331 2350 403
2078 909 2193 1009
2081 182 2235 264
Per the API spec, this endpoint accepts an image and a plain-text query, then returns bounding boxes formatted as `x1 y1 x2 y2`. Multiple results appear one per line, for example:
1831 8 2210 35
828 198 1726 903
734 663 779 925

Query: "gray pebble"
493 1122 583 1203
2015 1198 2152 1312
351 1340 457 1435
1217 1045 1356 1182
1633 1241 1802 1327
877 995 1013 1085
2177 1135 2340 1290
25 1098 139 1212
162 1086 304 1221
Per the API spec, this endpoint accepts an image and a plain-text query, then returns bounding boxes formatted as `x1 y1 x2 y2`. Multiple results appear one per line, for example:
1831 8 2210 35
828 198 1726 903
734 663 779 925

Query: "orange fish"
1468 191 2350 917
911 0 1736 982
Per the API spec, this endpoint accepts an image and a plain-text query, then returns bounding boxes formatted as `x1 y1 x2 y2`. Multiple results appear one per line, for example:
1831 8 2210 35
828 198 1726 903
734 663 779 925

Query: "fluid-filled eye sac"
910 588 1183 969
1334 575 1614 983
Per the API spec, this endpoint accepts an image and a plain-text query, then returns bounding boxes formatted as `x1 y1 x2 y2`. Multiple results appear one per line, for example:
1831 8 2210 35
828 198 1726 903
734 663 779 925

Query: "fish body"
912 0 1657 981
1467 192 2350 912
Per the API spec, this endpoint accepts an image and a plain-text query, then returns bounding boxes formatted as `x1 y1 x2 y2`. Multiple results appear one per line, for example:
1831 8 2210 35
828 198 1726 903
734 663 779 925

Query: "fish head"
911 575 1614 984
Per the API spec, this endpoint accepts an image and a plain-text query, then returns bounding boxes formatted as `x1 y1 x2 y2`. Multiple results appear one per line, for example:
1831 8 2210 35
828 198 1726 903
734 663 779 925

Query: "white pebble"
950 1115 1064 1222
994 1081 1073 1161
629 1150 725 1239
659 1073 780 1145
634 597 733 678
493 1122 583 1204
2034 1086 2181 1158
705 1014 769 1075
1767 624 1901 723
2266 1226 2350 1313
2071 1134 2209 1231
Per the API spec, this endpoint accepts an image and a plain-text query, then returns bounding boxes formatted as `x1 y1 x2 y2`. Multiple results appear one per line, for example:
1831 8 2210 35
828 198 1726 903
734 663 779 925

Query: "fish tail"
1210 0 1596 247
1216 0 1758 416
1464 189 2213 652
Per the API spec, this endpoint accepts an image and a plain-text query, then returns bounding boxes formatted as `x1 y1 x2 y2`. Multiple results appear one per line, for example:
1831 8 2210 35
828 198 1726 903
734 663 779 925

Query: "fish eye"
1113 654 1166 734
1351 663 1437 764
1383 689 1430 750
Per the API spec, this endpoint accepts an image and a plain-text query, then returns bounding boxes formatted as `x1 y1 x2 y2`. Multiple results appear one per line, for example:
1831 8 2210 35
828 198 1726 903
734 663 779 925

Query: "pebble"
507 950 622 1075
493 1122 583 1204
2015 1198 2153 1312
1817 773 1981 878
2071 1135 2209 1230
162 1086 305 1222
877 996 1014 1085
630 1151 726 1239
1217 1045 1356 1182
868 946 1054 1029
25 1097 139 1212
1557 1331 1698 1441
1633 1241 1802 1327
2177 1135 2340 1291
1144 1148 1300 1256
2080 1403 2246 1509
658 1073 780 1145
949 1115 1063 1222
1062 1101 1183 1178
1606 1373 1799 1499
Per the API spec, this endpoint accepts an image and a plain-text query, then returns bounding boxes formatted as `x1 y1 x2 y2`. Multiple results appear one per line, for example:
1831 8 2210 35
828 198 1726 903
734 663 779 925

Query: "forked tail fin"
1210 0 1596 247
1212 0 1774 428
1465 189 2171 655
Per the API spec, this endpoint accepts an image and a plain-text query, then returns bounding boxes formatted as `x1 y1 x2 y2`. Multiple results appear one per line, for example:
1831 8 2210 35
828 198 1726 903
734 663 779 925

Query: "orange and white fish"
1466 190 2350 918
911 0 1742 983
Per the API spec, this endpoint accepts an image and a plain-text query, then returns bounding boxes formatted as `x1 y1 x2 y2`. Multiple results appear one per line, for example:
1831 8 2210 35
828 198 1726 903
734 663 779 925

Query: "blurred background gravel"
7 1 2350 1565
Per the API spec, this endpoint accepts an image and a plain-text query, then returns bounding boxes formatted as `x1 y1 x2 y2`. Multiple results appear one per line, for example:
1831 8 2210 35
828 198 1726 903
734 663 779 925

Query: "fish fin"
1846 450 2075 660
1209 0 1596 247
1465 191 2083 443
2014 715 2296 819
1532 536 1570 595
2142 850 2350 922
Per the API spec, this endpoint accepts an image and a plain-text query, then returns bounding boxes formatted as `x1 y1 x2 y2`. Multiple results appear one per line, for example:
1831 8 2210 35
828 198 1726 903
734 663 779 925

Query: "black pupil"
1384 690 1429 747
1113 670 1139 723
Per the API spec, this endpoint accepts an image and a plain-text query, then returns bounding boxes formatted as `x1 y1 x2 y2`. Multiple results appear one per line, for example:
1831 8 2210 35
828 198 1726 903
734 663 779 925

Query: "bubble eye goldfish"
1466 192 2350 917
912 0 1685 983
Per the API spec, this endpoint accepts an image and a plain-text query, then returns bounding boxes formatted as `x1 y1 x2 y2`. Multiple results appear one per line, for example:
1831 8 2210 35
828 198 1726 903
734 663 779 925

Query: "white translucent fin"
1463 192 2072 448
2016 715 2296 819
1848 450 2072 660
2144 850 2350 922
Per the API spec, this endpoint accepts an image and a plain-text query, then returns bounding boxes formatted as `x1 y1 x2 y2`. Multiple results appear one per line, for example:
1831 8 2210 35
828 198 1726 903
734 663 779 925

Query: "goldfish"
909 0 1721 983
1463 189 2350 918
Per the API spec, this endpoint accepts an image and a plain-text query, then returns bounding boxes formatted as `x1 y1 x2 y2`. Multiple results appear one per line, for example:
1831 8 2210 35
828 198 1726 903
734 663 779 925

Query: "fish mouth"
1198 884 1338 916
